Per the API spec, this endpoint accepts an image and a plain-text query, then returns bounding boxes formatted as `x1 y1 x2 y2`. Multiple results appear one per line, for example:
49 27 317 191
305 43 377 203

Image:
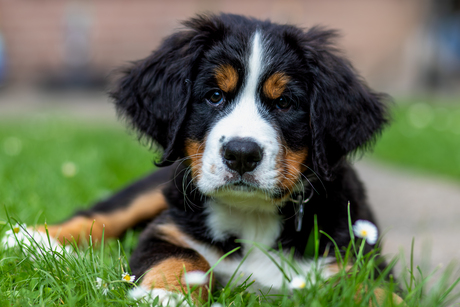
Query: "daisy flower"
289 275 307 289
184 270 207 286
95 277 109 295
2 223 28 248
353 220 378 245
121 272 136 283
11 223 23 234
7 223 25 236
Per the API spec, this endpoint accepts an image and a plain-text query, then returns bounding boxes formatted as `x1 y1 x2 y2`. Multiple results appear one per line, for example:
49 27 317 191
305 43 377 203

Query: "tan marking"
325 263 405 306
326 262 352 275
276 147 308 195
355 285 405 306
141 256 212 302
184 139 206 179
157 223 188 248
215 64 238 92
263 72 290 100
38 189 167 245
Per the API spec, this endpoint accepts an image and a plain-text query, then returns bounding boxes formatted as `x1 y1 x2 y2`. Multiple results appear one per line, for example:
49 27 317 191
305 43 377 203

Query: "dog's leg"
35 166 173 245
129 221 212 304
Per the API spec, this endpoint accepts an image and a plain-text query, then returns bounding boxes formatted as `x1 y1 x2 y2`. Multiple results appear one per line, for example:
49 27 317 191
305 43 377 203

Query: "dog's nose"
222 138 263 176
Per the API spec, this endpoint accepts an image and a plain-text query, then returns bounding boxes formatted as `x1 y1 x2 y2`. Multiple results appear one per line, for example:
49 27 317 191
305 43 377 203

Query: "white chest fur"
183 201 329 292
205 200 282 246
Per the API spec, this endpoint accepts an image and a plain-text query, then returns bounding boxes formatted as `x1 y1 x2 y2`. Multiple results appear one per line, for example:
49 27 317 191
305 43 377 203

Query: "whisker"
281 158 324 195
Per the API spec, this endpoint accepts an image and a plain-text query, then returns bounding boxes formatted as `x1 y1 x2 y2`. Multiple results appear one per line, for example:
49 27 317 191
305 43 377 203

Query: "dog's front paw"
2 223 73 256
128 286 190 307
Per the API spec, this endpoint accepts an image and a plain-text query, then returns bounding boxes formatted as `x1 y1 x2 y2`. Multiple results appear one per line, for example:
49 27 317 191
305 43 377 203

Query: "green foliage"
2 211 459 306
0 224 143 306
0 115 154 224
372 101 460 181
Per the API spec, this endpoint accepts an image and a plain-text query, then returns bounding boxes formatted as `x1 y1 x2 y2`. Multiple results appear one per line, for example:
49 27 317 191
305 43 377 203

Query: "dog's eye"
206 90 225 105
274 96 292 110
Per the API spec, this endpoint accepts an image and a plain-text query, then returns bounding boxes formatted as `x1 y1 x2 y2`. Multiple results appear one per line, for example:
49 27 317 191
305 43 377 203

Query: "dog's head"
112 14 388 209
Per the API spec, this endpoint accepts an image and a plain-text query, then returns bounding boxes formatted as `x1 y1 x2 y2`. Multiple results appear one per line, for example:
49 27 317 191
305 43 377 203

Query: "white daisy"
10 223 23 235
289 275 307 289
95 277 109 295
121 272 136 283
2 223 28 248
353 220 378 245
184 270 207 286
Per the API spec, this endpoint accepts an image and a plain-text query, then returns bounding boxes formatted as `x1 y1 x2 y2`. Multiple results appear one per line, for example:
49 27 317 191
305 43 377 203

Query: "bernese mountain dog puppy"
35 13 390 303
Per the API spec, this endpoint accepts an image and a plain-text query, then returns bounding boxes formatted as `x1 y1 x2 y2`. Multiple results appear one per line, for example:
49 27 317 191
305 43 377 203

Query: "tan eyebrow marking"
263 72 290 100
215 64 239 92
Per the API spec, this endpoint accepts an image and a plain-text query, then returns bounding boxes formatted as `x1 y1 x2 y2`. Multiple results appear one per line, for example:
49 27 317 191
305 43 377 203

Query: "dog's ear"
111 14 226 166
300 28 389 180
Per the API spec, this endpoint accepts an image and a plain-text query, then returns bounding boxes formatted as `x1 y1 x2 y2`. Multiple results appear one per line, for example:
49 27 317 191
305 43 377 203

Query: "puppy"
37 13 390 301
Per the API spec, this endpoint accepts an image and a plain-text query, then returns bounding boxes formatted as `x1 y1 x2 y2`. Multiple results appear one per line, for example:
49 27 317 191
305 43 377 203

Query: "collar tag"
294 195 305 232
290 189 314 232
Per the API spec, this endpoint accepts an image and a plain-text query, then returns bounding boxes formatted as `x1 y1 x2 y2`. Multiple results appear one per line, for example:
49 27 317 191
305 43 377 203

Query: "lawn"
371 100 460 181
0 102 459 306
0 115 153 225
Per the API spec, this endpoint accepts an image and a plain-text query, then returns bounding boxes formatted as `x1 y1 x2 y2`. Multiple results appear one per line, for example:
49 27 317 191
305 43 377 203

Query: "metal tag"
291 189 314 232
295 194 305 232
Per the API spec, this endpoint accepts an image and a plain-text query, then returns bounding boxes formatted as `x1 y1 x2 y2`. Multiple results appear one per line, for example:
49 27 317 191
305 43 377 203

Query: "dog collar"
289 188 314 232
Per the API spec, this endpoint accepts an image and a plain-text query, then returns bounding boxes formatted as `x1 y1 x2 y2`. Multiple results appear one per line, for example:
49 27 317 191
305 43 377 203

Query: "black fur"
101 13 390 283
300 27 389 180
112 14 388 181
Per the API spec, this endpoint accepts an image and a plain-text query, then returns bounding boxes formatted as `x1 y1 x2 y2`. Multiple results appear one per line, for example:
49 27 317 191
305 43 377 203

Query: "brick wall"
0 0 425 89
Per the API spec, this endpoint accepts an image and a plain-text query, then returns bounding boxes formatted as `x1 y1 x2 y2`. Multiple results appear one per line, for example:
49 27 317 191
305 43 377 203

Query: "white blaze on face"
197 31 281 200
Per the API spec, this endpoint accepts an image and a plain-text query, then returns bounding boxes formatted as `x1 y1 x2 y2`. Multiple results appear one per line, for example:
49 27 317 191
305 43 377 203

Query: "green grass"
0 115 154 224
0 111 459 306
371 100 460 181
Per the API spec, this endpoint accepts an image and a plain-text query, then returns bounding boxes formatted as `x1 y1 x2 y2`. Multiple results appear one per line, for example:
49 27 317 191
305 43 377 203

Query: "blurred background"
1 0 460 94
0 0 459 285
